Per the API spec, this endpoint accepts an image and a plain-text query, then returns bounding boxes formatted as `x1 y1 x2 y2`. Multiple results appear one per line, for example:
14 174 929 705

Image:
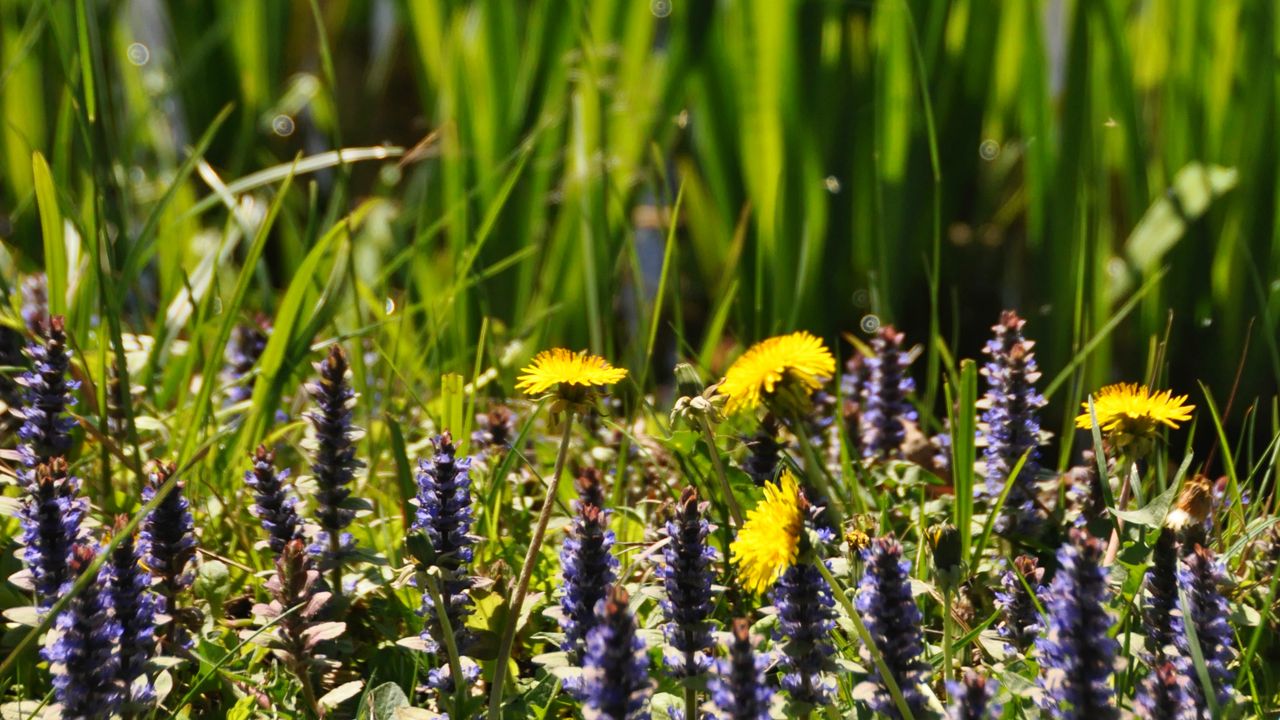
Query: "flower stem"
487 412 575 718
790 420 846 526
683 674 697 720
942 588 954 691
328 532 343 605
425 572 468 717
814 559 915 720
698 415 743 526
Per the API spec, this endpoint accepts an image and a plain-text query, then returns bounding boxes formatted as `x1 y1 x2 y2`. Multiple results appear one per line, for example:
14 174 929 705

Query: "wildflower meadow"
2 2 1280 719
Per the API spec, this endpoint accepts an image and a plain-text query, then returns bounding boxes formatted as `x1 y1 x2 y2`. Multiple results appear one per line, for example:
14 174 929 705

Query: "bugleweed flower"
1134 659 1198 720
16 315 78 471
860 326 916 460
995 554 1045 652
1142 530 1179 660
739 416 782 486
856 536 931 718
222 317 270 406
142 460 197 645
731 470 804 593
413 432 476 656
946 669 1002 720
1036 529 1119 719
245 445 302 555
582 586 651 720
0 324 25 432
252 539 340 715
710 618 773 720
1176 544 1235 716
774 560 836 707
560 468 618 691
1076 383 1194 457
18 458 86 610
305 345 363 566
43 543 123 720
21 273 48 330
657 487 717 678
105 516 159 706
979 311 1046 534
717 331 836 416
471 404 517 452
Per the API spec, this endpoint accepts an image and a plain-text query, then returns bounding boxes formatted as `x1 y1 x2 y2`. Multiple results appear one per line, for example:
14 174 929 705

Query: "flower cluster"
856 536 931 718
141 460 197 645
0 324 25 433
774 561 837 707
560 468 618 685
731 470 804 594
1176 544 1235 716
738 416 782 486
223 317 270 406
710 618 773 720
252 538 341 714
471 404 517 452
306 344 363 564
18 458 86 610
582 586 651 720
105 516 159 706
413 432 477 657
995 554 1045 652
1134 658 1198 720
946 670 1002 720
718 331 836 415
245 445 302 555
979 311 1046 534
860 326 916 460
1036 529 1119 719
44 543 124 720
17 315 78 470
1076 383 1194 456
1142 530 1179 661
657 487 717 678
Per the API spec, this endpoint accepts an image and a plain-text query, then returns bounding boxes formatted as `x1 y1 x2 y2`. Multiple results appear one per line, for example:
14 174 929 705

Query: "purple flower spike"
17 315 78 472
857 536 931 718
583 586 651 720
18 458 86 610
43 543 124 720
1035 529 1119 719
710 618 773 720
860 326 916 460
657 487 717 678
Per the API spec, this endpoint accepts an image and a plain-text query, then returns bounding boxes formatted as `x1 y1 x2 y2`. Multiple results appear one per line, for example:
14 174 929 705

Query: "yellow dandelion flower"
731 470 805 593
514 348 628 397
1076 382 1194 451
718 331 836 414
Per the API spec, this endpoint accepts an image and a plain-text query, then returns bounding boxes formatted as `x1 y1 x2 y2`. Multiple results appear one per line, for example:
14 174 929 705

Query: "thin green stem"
699 415 744 526
942 588 954 691
815 559 916 720
425 572 468 717
683 673 698 720
487 412 576 718
791 420 847 526
328 532 343 605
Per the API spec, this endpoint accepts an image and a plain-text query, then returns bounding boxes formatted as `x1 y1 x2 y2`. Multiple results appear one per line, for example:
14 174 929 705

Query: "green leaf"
32 151 66 318
359 682 411 720
1112 478 1180 527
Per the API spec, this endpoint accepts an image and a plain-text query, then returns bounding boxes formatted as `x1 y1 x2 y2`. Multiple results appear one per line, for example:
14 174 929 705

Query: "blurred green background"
1 0 1277 432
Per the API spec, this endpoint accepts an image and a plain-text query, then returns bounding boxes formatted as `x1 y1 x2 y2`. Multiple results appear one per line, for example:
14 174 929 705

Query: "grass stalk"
699 415 744 527
487 411 576 717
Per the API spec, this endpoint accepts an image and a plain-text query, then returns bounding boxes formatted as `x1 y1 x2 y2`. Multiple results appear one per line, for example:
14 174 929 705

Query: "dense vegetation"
1 1 1278 719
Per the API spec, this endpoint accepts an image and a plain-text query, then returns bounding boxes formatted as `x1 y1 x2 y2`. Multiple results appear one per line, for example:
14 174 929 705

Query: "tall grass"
1 0 1279 713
